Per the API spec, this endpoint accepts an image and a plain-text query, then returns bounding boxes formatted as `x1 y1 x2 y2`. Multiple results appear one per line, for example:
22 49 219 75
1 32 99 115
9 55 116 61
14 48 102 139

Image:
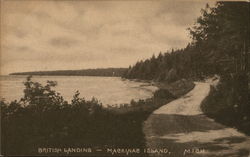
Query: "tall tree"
188 2 249 74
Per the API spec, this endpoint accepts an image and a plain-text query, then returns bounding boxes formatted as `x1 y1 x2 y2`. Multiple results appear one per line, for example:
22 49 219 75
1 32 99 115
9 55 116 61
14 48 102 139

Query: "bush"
1 76 176 156
154 89 176 99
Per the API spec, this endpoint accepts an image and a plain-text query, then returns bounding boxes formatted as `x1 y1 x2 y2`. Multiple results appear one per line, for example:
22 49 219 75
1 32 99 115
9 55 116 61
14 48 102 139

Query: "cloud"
0 0 210 75
49 37 79 48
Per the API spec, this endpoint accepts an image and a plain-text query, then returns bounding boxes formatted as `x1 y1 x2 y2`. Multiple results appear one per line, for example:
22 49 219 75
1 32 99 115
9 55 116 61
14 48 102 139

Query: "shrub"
154 89 176 99
1 76 176 156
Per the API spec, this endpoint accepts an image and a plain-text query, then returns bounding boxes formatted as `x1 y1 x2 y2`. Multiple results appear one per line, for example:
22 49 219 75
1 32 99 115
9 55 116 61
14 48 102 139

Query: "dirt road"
143 82 250 157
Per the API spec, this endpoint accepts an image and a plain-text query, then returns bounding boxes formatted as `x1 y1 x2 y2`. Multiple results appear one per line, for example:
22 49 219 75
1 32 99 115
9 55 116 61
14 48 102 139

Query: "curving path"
143 81 250 157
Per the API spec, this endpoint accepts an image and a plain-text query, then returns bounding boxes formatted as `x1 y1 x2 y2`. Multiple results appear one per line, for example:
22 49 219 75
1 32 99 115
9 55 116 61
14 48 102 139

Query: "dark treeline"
123 2 250 134
123 47 209 81
10 68 127 77
123 2 249 82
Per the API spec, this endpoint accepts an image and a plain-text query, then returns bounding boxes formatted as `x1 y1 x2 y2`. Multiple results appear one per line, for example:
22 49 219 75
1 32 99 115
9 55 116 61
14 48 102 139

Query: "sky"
1 0 213 75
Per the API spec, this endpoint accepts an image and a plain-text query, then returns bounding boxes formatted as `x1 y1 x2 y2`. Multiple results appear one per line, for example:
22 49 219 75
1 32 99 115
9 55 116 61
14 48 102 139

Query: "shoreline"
1 77 196 156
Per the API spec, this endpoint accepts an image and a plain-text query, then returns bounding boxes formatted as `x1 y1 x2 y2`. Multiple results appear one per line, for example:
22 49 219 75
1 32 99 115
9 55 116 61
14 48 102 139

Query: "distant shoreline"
7 74 122 78
8 68 128 77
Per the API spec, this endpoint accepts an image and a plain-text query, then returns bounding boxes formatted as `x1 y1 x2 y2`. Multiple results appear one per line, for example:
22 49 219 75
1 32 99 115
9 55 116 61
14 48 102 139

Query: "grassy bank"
1 76 194 156
201 74 250 136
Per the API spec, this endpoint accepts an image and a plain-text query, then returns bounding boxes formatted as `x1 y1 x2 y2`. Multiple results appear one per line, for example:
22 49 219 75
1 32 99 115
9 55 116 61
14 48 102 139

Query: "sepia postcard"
0 0 249 156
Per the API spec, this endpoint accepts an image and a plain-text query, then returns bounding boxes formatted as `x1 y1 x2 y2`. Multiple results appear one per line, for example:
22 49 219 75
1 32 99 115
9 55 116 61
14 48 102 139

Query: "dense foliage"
201 74 250 135
123 2 249 81
1 76 175 156
10 68 127 77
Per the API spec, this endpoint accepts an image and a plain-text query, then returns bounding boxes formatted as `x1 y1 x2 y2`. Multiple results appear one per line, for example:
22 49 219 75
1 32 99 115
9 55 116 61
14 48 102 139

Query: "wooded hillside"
123 2 249 82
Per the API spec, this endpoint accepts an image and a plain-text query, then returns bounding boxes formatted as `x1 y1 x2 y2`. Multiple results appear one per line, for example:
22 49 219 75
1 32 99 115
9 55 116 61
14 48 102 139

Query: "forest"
123 2 250 134
123 2 249 82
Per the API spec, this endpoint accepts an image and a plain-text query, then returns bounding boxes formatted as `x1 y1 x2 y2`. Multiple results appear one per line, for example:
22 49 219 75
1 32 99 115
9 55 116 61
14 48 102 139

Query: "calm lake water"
0 75 158 106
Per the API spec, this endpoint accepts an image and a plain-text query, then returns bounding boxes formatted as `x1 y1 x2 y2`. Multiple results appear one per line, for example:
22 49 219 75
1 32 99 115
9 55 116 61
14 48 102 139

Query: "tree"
188 2 249 74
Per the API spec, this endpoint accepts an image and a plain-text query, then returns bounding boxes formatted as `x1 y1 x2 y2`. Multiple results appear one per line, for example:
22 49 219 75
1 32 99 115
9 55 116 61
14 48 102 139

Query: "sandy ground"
143 79 250 157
